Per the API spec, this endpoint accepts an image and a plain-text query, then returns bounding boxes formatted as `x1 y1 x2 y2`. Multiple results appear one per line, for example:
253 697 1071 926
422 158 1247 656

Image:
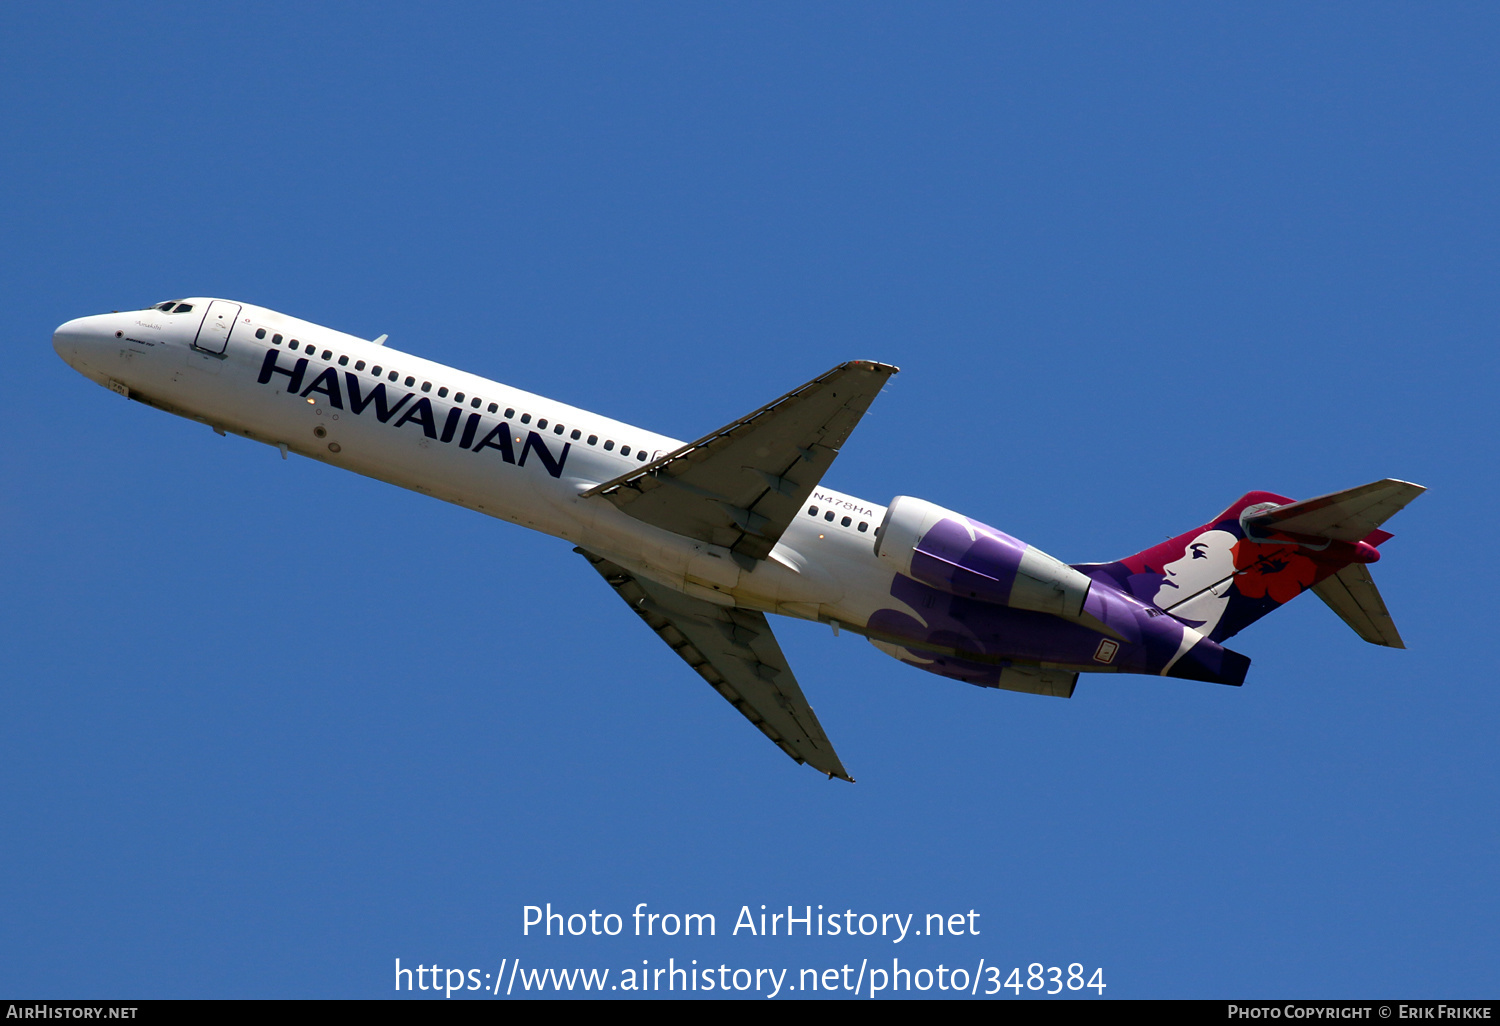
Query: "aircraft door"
193 300 242 354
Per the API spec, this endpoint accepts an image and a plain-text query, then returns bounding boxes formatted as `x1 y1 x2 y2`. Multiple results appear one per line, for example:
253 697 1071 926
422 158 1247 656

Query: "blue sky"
1 2 1495 999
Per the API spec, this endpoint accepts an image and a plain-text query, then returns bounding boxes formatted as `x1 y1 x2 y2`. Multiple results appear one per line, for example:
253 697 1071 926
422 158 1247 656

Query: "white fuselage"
53 298 905 635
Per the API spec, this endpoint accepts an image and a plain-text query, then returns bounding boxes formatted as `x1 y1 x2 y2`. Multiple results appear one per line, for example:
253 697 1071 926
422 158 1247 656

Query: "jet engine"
874 496 1097 624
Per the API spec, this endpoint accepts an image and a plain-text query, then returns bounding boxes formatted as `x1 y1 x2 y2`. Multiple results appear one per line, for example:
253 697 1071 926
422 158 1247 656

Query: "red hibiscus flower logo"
1230 539 1318 604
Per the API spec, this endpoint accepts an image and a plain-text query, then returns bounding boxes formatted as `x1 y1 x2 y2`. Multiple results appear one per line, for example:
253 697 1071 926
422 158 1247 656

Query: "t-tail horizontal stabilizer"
1241 478 1425 544
1312 564 1405 649
1245 478 1425 649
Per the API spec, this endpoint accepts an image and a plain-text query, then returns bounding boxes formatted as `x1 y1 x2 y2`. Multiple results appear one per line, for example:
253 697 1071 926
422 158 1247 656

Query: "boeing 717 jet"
53 298 1424 780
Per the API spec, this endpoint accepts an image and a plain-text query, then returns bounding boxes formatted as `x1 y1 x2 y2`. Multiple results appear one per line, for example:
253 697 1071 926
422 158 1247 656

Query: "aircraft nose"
53 315 101 369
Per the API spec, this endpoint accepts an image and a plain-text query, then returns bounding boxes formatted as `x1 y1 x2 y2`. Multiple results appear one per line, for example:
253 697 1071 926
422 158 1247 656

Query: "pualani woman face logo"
1154 529 1239 633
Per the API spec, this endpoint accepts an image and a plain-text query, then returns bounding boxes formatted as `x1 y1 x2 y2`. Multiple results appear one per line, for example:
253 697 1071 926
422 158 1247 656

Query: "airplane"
52 298 1425 781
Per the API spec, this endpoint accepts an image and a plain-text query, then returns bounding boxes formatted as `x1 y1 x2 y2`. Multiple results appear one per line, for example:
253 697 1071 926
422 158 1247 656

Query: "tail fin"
1076 480 1424 644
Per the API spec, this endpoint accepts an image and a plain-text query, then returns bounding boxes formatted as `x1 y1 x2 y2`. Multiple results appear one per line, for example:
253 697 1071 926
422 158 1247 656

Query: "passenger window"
637 451 648 461
272 334 283 345
338 355 349 366
537 419 548 430
621 445 631 456
321 350 332 360
841 516 851 527
372 365 382 375
587 435 598 445
355 360 366 371
554 424 565 435
405 376 415 386
808 506 818 516
520 414 531 424
421 382 432 393
472 398 482 409
255 328 266 340
389 372 398 382
824 511 834 521
504 408 515 418
570 429 581 440
488 403 498 413
857 522 868 532
437 386 447 397
453 392 463 403
289 341 300 351
604 440 615 451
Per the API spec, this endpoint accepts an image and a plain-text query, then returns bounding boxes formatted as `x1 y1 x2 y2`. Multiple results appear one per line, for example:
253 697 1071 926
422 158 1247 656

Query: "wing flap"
577 548 852 780
584 361 898 561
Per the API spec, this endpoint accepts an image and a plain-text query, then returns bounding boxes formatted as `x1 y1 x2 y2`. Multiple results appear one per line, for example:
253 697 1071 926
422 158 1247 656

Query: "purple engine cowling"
874 496 1093 621
866 496 1251 689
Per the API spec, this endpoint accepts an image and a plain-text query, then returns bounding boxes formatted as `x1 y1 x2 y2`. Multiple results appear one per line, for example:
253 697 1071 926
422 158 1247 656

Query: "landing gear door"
193 300 241 354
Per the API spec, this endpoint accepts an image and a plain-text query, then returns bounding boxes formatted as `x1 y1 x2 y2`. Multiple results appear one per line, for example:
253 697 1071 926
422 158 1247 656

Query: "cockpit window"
149 301 177 311
172 303 193 313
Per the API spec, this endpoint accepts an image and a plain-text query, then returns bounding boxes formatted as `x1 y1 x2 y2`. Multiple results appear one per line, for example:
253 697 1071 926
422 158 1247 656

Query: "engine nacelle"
874 496 1094 622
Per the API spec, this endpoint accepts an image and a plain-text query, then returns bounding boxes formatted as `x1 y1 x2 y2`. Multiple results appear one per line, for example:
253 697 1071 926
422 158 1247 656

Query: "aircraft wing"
582 361 898 561
577 548 852 781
